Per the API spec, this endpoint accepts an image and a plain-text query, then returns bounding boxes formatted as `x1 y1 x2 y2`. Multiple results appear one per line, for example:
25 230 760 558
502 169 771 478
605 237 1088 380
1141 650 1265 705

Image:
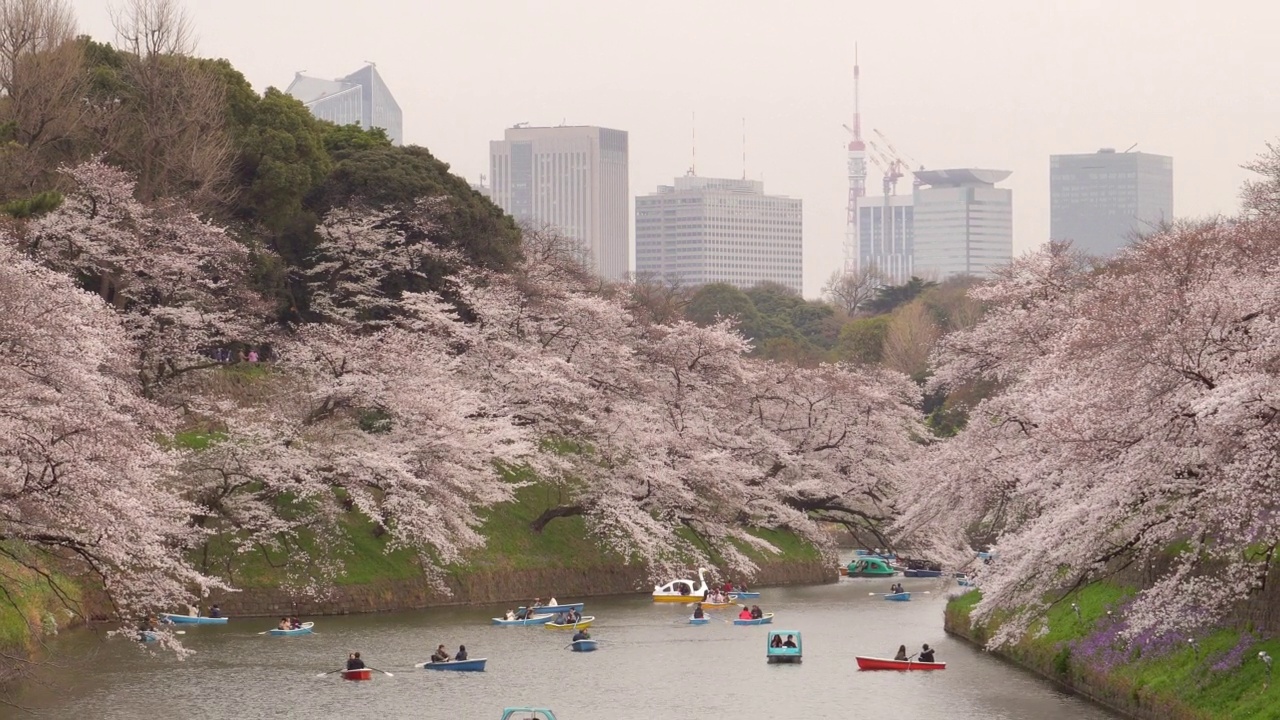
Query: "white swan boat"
652 567 710 603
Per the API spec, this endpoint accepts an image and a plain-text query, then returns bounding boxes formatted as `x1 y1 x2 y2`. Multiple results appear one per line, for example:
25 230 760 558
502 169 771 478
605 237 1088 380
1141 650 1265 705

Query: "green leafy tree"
686 283 761 341
835 315 890 365
867 276 937 315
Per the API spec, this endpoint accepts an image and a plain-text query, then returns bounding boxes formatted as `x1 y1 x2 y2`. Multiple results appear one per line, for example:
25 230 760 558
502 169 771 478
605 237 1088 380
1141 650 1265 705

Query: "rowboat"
138 630 159 643
545 616 594 630
846 557 896 578
733 613 774 626
729 591 760 599
160 613 228 625
342 668 373 681
903 569 944 578
517 602 584 616
653 568 710 603
420 658 487 672
699 601 736 609
856 655 946 671
267 621 315 636
492 613 555 626
570 639 598 652
766 630 802 664
500 709 558 720
884 592 911 602
689 617 710 625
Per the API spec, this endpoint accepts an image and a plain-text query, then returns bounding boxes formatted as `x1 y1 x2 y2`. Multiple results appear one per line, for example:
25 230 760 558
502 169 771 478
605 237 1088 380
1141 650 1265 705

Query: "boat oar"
315 668 344 677
367 666 394 677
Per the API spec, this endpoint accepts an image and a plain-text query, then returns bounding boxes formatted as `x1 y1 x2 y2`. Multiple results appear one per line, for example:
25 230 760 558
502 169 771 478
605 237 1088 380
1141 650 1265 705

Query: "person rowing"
692 603 705 619
572 628 591 642
750 605 763 619
430 644 451 663
346 652 365 670
919 643 936 663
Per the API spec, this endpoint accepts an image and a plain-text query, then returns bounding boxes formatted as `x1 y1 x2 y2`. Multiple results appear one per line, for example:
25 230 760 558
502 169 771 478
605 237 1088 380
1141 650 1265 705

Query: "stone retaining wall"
212 560 835 618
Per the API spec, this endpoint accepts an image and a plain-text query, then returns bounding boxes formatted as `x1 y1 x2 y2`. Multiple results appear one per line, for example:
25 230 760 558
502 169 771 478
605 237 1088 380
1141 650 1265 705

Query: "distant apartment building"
911 169 1013 280
489 125 630 280
635 174 803 294
856 194 914 285
1050 148 1173 256
285 64 403 145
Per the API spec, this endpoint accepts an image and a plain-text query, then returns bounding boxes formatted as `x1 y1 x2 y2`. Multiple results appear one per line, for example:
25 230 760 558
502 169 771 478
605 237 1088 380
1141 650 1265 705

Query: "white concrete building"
911 169 1012 280
285 65 403 146
635 175 803 294
489 125 630 280
856 194 914 285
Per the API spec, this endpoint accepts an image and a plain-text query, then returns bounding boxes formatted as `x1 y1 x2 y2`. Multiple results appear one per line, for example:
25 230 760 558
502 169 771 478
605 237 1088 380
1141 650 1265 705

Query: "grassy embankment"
947 585 1280 720
0 548 84 662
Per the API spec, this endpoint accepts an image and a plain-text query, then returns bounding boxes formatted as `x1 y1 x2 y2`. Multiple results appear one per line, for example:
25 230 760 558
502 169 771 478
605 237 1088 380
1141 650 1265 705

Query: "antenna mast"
843 44 868 275
742 117 747 180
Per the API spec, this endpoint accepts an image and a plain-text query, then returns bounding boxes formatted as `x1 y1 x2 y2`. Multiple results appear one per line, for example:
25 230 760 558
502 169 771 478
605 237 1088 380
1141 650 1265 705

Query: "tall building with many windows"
856 194 914 284
1050 148 1173 256
912 168 1012 280
635 175 803 294
489 125 630 279
285 64 403 145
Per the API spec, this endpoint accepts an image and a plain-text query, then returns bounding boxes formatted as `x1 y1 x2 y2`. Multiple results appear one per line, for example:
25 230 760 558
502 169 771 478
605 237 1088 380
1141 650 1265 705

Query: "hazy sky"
71 0 1280 297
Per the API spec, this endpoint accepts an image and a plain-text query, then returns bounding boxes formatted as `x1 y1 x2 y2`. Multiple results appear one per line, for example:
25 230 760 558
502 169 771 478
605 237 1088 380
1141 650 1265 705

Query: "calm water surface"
8 577 1121 720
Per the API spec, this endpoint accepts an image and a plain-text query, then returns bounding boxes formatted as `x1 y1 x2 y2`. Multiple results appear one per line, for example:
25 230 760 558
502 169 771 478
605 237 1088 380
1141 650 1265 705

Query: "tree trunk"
529 504 585 533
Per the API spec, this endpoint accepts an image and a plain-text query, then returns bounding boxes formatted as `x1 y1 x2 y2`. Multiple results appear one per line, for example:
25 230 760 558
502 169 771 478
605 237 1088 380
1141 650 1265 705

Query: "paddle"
367 666 394 677
315 668 344 677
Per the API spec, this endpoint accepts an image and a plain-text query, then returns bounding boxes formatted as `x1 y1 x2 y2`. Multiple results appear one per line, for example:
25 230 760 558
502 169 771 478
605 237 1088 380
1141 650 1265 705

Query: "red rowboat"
342 668 373 681
855 656 946 671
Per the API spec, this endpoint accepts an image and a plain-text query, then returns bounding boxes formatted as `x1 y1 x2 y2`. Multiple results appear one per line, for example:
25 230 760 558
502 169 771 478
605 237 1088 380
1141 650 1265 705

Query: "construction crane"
872 129 924 187
865 138 905 197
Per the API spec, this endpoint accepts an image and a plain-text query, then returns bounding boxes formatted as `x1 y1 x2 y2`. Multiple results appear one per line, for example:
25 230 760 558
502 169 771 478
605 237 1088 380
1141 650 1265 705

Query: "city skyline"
1050 149 1174 257
66 0 1280 297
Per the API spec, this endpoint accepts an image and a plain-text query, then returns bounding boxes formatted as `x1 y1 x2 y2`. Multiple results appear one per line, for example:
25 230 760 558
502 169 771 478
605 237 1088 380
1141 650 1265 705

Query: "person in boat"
346 652 365 671
277 617 291 631
207 604 222 619
572 629 590 642
138 616 157 633
565 608 579 623
770 634 784 648
738 606 752 620
750 605 763 619
894 644 909 661
531 597 542 608
722 581 733 593
783 635 797 648
290 616 303 630
187 604 199 617
548 597 558 606
455 645 468 661
431 644 451 663
919 643 936 663
692 603 705 619
504 609 516 621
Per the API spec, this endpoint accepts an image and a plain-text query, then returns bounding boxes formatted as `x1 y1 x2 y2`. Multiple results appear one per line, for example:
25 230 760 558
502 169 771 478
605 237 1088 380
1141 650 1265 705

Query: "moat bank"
944 583 1280 720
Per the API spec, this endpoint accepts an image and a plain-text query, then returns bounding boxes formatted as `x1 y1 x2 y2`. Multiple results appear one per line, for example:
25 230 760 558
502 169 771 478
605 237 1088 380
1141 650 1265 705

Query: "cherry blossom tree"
896 221 1280 645
23 158 268 397
0 239 218 636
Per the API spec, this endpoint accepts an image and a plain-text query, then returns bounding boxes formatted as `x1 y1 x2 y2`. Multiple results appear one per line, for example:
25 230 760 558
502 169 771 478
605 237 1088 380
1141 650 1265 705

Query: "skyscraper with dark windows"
1050 149 1173 256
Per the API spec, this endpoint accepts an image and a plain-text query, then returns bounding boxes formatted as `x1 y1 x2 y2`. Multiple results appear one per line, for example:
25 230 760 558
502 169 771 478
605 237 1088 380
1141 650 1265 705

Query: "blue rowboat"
501 709 558 720
884 592 911 602
733 613 774 626
492 613 555 626
689 617 710 625
516 602 583 616
570 639 598 652
160 613 228 625
138 630 159 643
902 569 943 578
267 621 314 636
420 658 487 672
729 592 761 599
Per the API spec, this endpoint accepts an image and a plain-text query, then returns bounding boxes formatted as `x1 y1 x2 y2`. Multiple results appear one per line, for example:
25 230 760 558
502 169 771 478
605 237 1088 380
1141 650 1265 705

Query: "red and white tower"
843 47 868 274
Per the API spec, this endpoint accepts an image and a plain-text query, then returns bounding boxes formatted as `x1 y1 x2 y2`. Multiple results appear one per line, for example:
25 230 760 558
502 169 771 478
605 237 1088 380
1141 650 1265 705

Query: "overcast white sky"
71 0 1280 297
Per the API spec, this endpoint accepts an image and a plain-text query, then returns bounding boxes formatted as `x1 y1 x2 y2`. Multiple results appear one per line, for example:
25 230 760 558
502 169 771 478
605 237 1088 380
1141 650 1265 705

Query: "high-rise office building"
912 169 1012 280
489 125 630 280
856 194 913 285
285 64 404 145
635 175 803 294
1050 148 1173 256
